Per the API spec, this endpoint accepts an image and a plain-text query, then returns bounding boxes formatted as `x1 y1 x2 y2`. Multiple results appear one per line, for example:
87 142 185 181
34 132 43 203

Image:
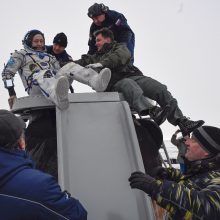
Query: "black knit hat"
0 110 26 148
53 32 67 48
88 3 109 18
192 126 220 154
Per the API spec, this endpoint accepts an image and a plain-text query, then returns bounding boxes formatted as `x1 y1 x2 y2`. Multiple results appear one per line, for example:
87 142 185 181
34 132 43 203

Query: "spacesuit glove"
128 171 156 195
85 63 103 69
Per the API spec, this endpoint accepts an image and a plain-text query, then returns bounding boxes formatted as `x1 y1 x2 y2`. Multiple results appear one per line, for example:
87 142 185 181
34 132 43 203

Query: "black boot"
149 105 170 126
178 117 204 136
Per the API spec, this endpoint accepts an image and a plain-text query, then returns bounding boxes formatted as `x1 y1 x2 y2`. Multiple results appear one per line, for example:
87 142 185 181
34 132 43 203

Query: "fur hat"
53 32 67 48
192 126 220 154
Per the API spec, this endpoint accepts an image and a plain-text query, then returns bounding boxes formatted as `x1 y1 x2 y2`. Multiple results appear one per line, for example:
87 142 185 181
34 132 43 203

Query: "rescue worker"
46 32 73 67
0 109 87 220
2 29 111 110
75 27 204 135
46 32 74 93
87 3 135 63
129 125 220 219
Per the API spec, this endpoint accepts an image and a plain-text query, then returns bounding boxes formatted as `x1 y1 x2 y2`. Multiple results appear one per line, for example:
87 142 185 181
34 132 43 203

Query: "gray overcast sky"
0 0 219 139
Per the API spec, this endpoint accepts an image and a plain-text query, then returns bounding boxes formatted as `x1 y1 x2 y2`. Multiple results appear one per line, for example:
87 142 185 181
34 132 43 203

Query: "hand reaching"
128 171 155 195
149 166 169 179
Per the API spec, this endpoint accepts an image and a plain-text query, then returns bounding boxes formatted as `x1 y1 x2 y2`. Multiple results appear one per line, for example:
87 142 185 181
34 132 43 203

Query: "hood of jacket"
23 43 46 53
0 147 34 188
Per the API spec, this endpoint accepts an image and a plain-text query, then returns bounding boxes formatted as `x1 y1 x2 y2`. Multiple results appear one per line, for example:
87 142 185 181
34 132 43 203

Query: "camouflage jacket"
150 154 220 219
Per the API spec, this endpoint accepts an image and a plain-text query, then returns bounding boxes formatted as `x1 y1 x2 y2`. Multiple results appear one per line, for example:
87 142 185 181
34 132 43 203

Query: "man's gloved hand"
85 63 103 69
128 171 156 195
149 166 169 179
8 95 17 109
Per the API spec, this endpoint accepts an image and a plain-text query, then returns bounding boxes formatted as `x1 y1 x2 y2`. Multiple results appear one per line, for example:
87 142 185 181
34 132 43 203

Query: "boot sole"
55 76 69 110
154 105 170 126
185 120 205 134
96 68 111 92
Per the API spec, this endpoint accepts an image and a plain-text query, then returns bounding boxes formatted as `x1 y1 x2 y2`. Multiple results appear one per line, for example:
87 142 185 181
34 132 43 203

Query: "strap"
69 85 74 93
26 52 44 70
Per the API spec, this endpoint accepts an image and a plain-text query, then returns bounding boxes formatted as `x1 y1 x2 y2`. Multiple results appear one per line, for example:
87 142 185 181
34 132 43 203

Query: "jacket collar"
184 153 220 175
0 147 35 188
23 44 46 54
96 41 116 54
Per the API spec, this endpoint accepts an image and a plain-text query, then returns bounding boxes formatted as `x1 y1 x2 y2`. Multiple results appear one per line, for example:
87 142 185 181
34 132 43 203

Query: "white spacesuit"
2 30 111 109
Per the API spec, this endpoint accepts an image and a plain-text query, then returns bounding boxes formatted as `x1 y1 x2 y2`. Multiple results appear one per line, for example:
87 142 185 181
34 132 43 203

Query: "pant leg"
32 70 57 99
129 75 184 125
113 78 154 114
56 62 111 92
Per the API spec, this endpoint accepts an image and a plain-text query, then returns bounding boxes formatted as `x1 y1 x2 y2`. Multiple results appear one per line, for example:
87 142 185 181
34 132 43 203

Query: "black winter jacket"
88 10 134 55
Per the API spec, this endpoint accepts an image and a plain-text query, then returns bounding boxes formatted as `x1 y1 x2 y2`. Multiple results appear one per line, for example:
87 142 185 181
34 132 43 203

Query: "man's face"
32 34 44 51
184 137 209 161
95 34 111 51
52 43 65 55
92 14 105 26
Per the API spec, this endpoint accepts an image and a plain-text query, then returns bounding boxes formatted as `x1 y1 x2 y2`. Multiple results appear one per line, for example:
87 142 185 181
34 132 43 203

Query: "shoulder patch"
115 19 122 26
7 57 16 66
37 52 46 59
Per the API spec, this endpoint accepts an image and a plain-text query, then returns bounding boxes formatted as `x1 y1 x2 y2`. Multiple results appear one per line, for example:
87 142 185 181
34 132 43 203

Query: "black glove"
128 171 156 195
149 166 169 179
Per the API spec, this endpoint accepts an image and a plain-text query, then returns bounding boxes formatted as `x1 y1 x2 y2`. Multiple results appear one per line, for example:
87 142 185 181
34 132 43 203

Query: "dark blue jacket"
46 45 73 67
0 148 87 220
88 10 135 59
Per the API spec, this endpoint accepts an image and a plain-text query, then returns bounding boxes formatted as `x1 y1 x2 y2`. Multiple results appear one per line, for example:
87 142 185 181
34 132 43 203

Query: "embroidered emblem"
115 19 122 26
37 52 45 59
7 57 15 66
29 63 38 72
40 62 48 67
